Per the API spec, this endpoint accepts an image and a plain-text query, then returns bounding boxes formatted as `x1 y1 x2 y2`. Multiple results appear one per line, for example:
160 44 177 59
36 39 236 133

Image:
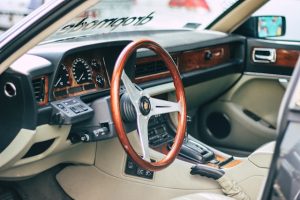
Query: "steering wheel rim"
110 39 187 171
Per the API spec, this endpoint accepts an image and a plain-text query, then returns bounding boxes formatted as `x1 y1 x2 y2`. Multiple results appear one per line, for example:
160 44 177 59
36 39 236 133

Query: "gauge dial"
96 75 105 88
54 64 70 88
72 58 92 84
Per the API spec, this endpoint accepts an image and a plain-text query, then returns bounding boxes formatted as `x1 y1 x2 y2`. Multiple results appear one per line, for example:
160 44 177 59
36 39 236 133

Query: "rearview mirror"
234 16 286 38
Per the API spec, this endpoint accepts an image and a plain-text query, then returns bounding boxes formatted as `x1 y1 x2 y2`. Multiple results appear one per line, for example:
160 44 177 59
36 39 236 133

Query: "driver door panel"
196 39 300 156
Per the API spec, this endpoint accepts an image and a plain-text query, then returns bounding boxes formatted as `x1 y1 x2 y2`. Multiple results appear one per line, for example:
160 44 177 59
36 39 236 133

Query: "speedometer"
72 58 92 84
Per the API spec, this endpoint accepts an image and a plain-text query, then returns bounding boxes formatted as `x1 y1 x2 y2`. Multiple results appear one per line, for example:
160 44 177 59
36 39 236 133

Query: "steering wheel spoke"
137 115 151 162
149 97 181 116
121 71 141 106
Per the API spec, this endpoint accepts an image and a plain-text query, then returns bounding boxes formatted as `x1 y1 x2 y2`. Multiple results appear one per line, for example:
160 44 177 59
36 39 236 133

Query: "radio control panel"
148 114 173 147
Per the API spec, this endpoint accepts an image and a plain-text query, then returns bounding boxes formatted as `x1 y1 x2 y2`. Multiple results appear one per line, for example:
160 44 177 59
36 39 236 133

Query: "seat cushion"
171 193 234 200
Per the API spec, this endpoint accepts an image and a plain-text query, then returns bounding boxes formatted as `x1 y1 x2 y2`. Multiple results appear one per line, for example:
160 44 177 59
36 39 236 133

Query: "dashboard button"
63 99 78 106
70 106 80 114
57 104 65 109
145 170 153 178
136 168 144 176
75 105 84 112
78 104 88 111
127 160 135 170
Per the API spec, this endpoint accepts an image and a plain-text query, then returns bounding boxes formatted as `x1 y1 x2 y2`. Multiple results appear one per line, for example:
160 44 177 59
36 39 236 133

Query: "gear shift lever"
168 115 215 164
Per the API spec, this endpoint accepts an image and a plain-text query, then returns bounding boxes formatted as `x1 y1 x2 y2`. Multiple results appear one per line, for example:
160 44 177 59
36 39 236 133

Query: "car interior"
0 0 299 200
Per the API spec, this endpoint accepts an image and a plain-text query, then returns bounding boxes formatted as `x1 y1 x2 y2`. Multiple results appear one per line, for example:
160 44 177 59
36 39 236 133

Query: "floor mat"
0 185 22 200
0 165 72 200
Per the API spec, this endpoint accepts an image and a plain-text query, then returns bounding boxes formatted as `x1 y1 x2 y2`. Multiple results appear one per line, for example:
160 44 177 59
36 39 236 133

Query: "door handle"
278 78 289 89
252 48 276 63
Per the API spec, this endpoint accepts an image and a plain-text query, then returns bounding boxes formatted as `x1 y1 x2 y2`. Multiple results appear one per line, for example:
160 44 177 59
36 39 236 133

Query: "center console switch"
50 97 94 125
125 156 154 180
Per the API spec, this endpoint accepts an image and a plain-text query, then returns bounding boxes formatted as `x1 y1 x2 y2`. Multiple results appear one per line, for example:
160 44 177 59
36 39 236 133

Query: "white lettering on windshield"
57 12 155 35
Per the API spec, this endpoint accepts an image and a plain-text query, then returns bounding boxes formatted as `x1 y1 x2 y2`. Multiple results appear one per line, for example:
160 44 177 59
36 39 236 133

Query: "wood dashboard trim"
134 44 232 83
178 44 231 73
135 71 170 83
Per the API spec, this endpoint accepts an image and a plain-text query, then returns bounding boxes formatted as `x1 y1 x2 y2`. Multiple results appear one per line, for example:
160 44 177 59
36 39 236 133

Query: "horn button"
139 96 151 116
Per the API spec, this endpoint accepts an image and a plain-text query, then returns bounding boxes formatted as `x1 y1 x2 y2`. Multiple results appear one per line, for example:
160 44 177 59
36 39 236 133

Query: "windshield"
45 0 240 42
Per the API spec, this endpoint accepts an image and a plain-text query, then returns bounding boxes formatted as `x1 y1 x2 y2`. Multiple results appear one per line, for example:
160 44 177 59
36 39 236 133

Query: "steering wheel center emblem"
139 96 151 116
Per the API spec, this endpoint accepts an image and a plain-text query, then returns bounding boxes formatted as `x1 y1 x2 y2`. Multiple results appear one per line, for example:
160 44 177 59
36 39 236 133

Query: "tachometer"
54 64 70 88
72 58 92 84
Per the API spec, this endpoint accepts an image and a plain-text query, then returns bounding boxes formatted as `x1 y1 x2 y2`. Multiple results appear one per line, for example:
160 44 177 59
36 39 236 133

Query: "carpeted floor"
0 165 72 200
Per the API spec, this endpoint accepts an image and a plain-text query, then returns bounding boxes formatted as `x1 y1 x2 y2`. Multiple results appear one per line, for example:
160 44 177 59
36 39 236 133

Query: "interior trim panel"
247 39 300 75
135 42 243 84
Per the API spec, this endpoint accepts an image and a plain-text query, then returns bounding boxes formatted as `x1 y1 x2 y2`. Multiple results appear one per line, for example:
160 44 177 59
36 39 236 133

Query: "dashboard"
1 30 245 155
27 35 244 107
16 30 244 146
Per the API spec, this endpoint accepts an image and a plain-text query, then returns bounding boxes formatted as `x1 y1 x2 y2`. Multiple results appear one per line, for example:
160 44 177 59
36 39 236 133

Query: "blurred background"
0 0 299 41
0 0 49 34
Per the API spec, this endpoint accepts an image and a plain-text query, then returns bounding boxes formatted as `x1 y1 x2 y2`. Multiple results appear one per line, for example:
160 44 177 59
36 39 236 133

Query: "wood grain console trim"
154 143 241 169
207 155 242 169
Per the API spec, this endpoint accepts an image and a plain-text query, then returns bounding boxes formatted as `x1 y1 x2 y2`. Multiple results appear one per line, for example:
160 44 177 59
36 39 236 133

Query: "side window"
0 0 45 35
253 0 300 42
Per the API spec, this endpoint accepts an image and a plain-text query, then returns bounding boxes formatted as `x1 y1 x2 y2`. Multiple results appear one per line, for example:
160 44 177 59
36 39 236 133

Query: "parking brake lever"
190 164 224 180
190 165 250 200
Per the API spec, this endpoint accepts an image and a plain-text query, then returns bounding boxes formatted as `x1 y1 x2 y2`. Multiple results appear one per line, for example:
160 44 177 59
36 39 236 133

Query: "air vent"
32 77 46 104
135 57 177 78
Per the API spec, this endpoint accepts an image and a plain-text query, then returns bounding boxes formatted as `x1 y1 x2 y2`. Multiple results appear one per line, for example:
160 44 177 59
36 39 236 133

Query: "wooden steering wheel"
110 39 187 171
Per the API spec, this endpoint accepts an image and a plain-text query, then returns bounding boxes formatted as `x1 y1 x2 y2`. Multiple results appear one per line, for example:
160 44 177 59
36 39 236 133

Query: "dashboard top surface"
29 30 234 56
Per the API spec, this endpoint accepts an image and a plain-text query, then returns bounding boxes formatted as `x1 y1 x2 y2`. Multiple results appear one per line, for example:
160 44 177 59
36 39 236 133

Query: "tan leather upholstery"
171 193 234 200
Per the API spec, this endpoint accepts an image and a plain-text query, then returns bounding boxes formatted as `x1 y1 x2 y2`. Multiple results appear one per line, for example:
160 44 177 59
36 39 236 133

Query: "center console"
148 114 219 165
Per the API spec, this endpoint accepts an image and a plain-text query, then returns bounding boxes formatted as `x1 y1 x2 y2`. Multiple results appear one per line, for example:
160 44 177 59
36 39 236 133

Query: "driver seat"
171 193 234 200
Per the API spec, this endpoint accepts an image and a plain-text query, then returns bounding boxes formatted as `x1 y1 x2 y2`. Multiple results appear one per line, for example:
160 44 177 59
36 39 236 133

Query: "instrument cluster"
53 50 110 99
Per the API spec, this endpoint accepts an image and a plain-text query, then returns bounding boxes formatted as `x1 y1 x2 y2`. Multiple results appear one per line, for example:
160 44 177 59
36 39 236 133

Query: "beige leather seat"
171 193 234 200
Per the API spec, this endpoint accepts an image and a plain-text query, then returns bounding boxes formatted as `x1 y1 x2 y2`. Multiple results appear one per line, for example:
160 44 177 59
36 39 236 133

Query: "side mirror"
235 16 286 38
